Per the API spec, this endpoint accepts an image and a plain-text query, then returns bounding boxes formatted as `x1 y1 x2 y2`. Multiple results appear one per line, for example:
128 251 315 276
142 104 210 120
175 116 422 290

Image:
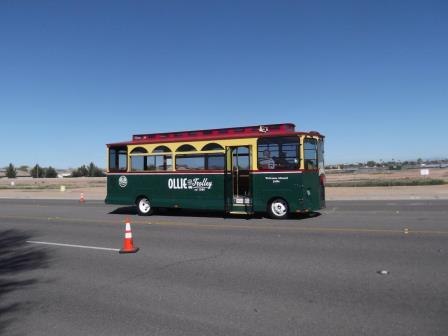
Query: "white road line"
26 240 120 252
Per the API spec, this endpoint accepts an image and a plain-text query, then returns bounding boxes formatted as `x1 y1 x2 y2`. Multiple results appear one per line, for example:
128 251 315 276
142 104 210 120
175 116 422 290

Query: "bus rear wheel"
137 197 153 216
268 198 289 219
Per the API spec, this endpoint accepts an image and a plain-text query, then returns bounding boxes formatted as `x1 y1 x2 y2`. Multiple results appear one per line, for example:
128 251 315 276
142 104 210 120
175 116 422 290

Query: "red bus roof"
107 123 324 147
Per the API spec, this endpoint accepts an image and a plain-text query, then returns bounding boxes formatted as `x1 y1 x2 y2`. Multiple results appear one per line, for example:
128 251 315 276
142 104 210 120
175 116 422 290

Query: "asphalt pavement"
0 199 447 336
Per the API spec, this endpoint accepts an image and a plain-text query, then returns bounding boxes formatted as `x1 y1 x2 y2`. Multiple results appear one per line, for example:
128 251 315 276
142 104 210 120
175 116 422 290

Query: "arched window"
176 144 196 152
152 145 171 153
130 147 147 171
130 147 148 154
201 143 224 151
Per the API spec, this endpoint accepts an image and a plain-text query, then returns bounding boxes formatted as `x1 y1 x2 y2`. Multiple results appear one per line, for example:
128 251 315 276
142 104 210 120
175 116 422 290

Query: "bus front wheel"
268 198 289 219
137 197 153 216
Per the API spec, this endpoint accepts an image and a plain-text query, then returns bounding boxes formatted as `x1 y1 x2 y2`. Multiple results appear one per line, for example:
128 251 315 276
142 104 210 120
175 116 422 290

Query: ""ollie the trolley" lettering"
168 178 213 191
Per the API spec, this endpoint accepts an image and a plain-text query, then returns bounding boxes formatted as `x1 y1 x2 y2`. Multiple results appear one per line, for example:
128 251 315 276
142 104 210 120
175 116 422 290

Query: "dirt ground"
1 171 448 201
0 177 106 201
325 185 448 200
326 167 448 183
323 168 448 199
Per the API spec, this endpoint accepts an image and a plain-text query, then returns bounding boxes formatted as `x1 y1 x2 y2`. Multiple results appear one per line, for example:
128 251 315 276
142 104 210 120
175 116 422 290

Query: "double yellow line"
1 214 448 236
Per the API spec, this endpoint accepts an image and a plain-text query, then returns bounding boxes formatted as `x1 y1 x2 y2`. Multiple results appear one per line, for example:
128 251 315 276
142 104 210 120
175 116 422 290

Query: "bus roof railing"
107 123 324 147
132 123 295 141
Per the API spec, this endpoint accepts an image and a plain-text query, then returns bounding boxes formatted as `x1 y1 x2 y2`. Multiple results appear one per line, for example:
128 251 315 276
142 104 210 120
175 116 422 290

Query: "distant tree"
80 165 89 176
70 168 78 177
88 162 105 177
88 162 95 177
71 165 88 177
417 158 423 164
45 166 58 178
72 163 104 177
30 164 45 178
18 165 29 171
6 163 17 178
366 160 376 167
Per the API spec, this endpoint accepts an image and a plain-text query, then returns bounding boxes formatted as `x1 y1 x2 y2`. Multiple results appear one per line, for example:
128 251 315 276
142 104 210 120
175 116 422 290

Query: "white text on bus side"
168 178 187 189
168 178 213 191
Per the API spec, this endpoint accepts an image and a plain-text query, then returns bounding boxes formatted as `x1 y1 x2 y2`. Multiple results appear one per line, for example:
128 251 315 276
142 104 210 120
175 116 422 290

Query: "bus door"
224 146 252 214
302 137 325 210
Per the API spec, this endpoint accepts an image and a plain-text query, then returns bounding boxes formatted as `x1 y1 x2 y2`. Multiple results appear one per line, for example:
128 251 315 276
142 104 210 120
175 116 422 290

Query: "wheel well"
135 195 149 205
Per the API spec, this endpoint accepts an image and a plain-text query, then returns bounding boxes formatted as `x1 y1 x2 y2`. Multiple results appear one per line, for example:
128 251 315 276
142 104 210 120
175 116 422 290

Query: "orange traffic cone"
119 218 139 254
79 193 85 203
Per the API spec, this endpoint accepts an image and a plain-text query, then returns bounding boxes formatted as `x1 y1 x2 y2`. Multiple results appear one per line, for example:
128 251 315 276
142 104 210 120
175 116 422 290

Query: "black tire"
268 198 289 219
136 197 154 216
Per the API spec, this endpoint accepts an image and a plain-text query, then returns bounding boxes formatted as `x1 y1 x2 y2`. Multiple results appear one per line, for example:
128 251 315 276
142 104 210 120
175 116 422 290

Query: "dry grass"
0 177 106 200
326 168 448 186
0 177 106 189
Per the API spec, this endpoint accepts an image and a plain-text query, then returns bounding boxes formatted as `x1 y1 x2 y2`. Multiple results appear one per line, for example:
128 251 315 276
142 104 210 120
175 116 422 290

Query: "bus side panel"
251 173 302 213
301 171 325 211
251 172 325 213
106 174 225 210
106 175 136 205
151 174 224 210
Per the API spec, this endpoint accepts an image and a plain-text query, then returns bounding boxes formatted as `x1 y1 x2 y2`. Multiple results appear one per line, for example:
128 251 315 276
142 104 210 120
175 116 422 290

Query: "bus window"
131 156 145 171
109 149 116 170
257 137 299 170
130 147 148 171
118 151 127 170
304 139 318 170
233 147 249 170
109 147 127 171
176 154 205 170
175 151 225 170
206 154 224 170
147 155 172 171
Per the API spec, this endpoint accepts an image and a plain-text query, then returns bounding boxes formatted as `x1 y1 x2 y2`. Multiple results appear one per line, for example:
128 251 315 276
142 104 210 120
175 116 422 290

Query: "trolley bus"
105 123 325 219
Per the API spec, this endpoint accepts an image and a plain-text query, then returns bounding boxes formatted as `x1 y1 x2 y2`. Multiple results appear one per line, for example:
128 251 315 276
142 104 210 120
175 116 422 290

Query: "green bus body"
106 171 324 213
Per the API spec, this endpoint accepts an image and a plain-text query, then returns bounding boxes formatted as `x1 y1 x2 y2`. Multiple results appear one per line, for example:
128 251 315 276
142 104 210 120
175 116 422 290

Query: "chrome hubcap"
139 198 150 213
271 200 287 216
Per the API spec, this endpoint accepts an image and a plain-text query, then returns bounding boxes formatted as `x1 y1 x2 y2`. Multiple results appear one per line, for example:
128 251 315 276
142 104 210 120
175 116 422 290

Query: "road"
0 199 447 336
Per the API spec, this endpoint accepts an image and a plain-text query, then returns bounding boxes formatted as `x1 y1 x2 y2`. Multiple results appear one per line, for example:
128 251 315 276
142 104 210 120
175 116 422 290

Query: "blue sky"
1 0 447 168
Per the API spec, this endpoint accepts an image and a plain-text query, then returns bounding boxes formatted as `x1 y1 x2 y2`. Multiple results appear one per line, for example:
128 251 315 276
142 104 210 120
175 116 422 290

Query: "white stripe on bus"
107 171 305 175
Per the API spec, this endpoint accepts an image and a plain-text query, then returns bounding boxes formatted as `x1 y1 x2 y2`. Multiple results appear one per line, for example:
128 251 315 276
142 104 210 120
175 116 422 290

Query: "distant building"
55 169 73 178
